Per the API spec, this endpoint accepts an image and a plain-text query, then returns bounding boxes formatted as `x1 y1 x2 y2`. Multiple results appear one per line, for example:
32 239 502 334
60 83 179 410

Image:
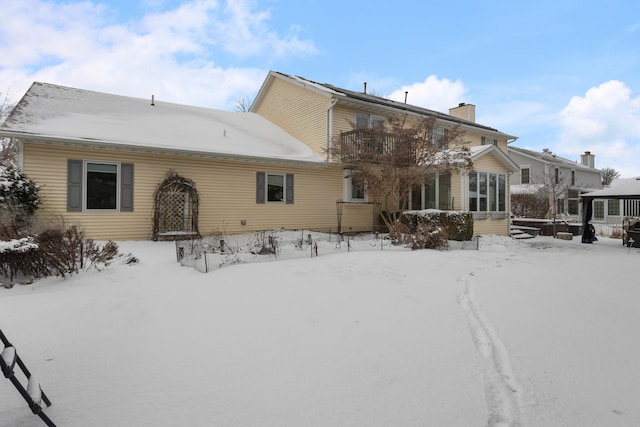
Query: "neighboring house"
0 82 368 240
582 176 640 222
508 146 602 218
250 71 519 236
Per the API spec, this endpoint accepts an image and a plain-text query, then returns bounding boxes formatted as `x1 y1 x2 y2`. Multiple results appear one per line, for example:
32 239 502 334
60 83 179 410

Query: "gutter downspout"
326 99 337 162
14 138 24 170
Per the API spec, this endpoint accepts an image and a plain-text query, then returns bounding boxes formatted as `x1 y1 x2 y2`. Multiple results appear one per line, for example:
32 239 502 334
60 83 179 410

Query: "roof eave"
472 145 520 173
2 131 328 167
251 71 336 112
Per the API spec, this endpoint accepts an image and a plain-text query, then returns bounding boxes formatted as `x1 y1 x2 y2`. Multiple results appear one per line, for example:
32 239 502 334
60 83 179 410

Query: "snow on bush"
0 166 40 215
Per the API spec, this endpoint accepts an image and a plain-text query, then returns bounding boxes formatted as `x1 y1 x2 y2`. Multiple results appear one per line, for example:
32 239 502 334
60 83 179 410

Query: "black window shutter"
67 160 83 212
256 172 265 203
286 173 294 204
120 163 134 211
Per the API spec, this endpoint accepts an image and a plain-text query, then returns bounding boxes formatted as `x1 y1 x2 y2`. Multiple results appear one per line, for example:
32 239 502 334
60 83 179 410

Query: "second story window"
521 167 530 184
481 136 497 145
433 127 448 149
355 112 384 129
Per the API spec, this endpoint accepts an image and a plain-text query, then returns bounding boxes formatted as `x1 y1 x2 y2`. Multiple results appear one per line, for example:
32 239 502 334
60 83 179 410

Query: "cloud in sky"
386 76 467 114
558 80 640 177
0 0 316 109
2 0 639 177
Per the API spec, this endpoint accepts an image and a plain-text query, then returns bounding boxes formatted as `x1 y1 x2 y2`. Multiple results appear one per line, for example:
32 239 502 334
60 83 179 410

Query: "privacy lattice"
152 171 199 241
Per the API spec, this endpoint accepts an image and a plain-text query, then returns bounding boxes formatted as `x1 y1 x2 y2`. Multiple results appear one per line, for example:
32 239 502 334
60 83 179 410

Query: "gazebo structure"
581 177 640 244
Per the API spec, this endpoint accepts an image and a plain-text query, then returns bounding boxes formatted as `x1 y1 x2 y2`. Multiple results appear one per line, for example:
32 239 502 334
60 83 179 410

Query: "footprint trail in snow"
458 271 525 426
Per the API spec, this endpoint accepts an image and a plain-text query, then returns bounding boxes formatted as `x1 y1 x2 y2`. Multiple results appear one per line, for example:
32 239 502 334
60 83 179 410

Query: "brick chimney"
580 151 595 168
449 103 475 122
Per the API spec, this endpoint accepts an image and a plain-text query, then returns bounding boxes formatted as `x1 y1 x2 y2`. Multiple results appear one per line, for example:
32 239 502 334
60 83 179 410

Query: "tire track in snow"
458 271 525 426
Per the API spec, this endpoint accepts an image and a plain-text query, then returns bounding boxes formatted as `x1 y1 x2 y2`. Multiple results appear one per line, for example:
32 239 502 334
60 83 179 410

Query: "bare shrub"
511 193 548 218
1 224 130 285
387 221 412 245
411 223 449 250
82 239 120 271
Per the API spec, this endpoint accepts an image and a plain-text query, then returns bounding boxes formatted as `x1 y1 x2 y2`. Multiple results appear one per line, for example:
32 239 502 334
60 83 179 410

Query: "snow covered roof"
469 144 520 173
508 146 600 173
581 177 640 199
0 82 323 164
510 183 544 195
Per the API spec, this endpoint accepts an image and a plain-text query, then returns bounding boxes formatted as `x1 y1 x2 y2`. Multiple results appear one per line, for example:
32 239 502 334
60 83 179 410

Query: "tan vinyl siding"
23 142 375 240
468 152 512 236
472 153 508 172
451 169 463 211
466 133 509 152
474 218 510 236
253 78 331 157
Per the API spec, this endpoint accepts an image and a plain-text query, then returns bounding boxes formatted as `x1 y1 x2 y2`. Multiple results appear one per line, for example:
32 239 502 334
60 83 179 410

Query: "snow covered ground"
1 232 639 426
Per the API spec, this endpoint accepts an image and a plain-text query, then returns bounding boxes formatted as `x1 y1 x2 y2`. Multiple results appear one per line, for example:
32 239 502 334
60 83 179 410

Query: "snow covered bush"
401 210 474 249
0 225 131 285
0 165 40 227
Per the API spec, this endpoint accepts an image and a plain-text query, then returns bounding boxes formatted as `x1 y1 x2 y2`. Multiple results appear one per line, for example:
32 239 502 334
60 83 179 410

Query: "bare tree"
334 114 471 234
511 191 549 218
601 167 621 187
0 92 17 166
536 167 567 222
234 96 252 112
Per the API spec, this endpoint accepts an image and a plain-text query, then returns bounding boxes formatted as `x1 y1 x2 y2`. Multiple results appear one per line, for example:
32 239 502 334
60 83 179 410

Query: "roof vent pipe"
404 91 408 103
363 82 367 94
151 95 155 106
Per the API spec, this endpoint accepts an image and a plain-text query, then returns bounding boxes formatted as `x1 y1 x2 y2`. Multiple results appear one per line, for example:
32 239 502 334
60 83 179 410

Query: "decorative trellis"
152 171 200 241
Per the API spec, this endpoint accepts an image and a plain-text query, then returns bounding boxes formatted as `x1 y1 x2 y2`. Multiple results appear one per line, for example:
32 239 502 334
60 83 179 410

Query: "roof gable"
470 144 519 173
509 146 601 173
1 82 323 164
254 71 516 140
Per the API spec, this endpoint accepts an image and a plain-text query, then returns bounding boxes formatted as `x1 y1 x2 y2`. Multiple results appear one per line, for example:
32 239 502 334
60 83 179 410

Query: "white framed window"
607 199 620 216
433 127 448 149
256 172 294 204
481 136 497 145
343 170 367 202
85 161 119 210
593 200 605 220
355 112 384 129
468 171 506 213
521 166 530 184
409 172 452 210
266 172 285 203
67 159 134 212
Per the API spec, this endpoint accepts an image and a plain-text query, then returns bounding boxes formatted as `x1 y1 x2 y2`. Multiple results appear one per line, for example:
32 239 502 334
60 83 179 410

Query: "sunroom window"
468 171 506 213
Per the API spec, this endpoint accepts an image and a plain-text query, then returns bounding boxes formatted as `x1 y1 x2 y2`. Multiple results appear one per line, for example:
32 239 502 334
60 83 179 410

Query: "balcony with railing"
339 129 415 164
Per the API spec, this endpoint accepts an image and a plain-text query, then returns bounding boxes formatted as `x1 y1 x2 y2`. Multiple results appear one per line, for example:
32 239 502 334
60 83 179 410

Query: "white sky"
1 0 640 177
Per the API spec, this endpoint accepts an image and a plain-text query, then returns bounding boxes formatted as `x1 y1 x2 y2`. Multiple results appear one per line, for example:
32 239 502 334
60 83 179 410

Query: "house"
0 82 368 240
581 176 640 225
508 146 602 218
250 71 519 236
